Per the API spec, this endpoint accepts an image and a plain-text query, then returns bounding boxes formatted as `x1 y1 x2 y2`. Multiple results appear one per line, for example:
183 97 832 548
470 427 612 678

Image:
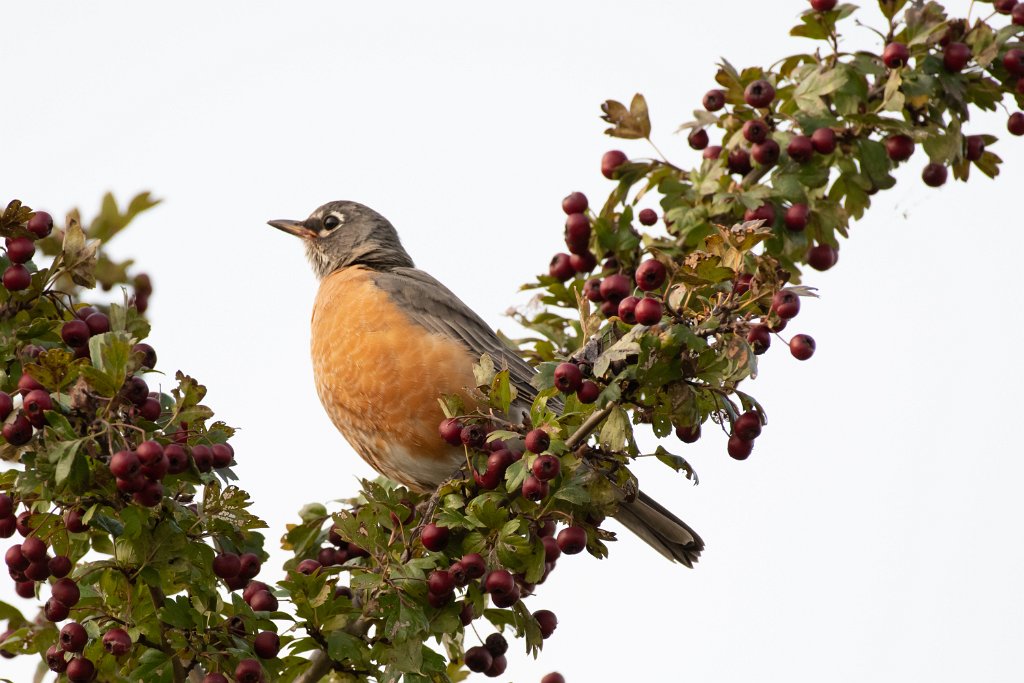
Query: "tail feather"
613 490 704 567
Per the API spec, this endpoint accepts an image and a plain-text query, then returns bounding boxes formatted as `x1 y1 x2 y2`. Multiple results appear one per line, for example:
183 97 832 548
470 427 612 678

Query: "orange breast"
310 267 478 490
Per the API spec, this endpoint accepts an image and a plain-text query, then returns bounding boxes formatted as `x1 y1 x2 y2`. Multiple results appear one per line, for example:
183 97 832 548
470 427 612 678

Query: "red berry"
734 411 762 441
491 584 520 608
235 658 263 683
744 203 775 226
60 622 88 653
703 145 723 160
46 644 68 672
772 290 801 320
790 334 816 360
995 0 1017 13
102 628 132 656
703 89 726 111
637 208 658 226
811 127 836 154
3 413 33 445
485 653 508 677
553 362 583 393
109 450 140 479
810 0 837 8
728 434 754 460
557 526 587 555
787 135 814 162
747 325 771 355
532 454 560 481
192 444 214 472
139 397 162 421
1009 112 1024 136
784 204 809 231
576 380 600 404
421 523 449 552
522 474 550 501
744 79 775 108
460 424 486 449
44 597 70 622
242 580 269 602
249 590 278 612
617 296 639 324
943 42 971 72
1004 48 1024 76
5 544 28 570
601 150 628 179
66 657 96 683
548 253 575 281
52 578 80 606
211 443 233 468
634 297 663 325
569 251 597 274
62 320 91 348
0 393 11 421
675 423 701 443
883 42 910 68
884 134 915 162
132 343 157 369
461 553 486 579
2 264 31 291
213 552 241 579
542 674 566 683
922 163 948 187
727 147 752 175
25 558 51 581
525 429 550 454
253 631 280 659
599 273 631 302
297 558 322 575
49 555 72 578
687 128 709 150
427 569 455 595
0 515 17 538
634 259 666 291
534 609 558 639
742 119 768 144
564 213 591 252
808 244 838 271
752 139 780 166
465 645 493 673
965 135 985 162
27 211 53 238
6 236 35 264
484 569 516 595
438 418 464 446
561 192 588 215
15 579 35 598
84 312 110 335
133 480 163 507
67 509 91 533
22 535 47 561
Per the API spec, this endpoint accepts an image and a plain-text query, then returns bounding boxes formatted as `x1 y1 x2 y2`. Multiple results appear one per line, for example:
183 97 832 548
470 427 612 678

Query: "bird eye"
323 215 341 230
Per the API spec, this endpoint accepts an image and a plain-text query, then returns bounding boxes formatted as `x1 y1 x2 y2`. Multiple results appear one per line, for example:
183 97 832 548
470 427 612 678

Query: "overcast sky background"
3 1 1023 681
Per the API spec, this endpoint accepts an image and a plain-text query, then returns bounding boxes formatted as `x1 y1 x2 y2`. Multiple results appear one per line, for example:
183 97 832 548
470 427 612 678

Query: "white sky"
2 1 1023 682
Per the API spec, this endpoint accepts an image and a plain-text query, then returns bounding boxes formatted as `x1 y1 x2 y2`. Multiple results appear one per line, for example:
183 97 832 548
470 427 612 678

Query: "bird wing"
370 267 540 408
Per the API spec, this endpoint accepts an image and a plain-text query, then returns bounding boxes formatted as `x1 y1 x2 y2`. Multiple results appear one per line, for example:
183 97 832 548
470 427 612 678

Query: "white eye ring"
321 212 345 235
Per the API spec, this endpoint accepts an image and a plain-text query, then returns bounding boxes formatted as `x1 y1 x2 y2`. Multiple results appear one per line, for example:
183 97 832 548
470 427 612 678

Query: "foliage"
1 2 1022 682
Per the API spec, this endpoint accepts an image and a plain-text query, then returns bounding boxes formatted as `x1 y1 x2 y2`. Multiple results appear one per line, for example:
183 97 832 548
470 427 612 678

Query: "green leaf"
600 93 651 139
654 446 699 484
599 406 630 452
88 191 161 243
792 67 848 115
61 213 99 288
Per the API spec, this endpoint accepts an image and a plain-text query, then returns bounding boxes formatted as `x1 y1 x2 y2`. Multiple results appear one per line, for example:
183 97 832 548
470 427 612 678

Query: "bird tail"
613 490 704 567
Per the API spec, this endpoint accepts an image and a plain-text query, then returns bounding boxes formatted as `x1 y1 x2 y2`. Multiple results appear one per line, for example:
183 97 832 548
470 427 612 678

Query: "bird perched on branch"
269 200 703 565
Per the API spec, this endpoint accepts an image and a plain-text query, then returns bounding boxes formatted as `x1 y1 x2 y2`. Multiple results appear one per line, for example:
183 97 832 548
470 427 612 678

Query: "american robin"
269 200 704 566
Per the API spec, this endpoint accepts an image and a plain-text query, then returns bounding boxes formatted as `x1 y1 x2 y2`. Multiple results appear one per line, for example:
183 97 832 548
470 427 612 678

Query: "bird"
269 200 704 566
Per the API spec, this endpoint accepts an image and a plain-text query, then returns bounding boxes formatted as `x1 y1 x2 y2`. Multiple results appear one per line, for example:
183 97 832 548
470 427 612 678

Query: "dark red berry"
703 145 723 160
996 0 1018 13
637 208 658 226
254 631 280 659
192 444 214 472
461 553 486 579
772 290 800 320
5 545 28 570
784 204 809 232
787 135 814 162
561 192 588 215
542 674 566 683
2 264 31 291
6 236 35 264
123 376 149 406
132 343 157 369
84 313 110 335
752 139 780 166
49 555 72 578
557 526 587 555
465 646 493 673
0 393 11 421
109 450 140 478
534 609 558 639
25 558 51 581
728 435 754 460
742 119 768 144
459 601 475 626
213 552 241 579
1009 112 1024 136
810 0 837 8
438 418 464 446
634 260 666 291
485 654 507 677
601 150 628 179
297 558 322 575
790 334 816 360
243 581 269 602
485 569 516 595
748 325 772 354
703 89 726 111
66 656 95 682
460 424 486 449
744 80 775 108
525 429 550 454
27 211 53 238
3 413 33 446
235 659 263 683
0 515 17 538
52 578 80 606
564 212 591 250
965 135 985 162
1004 48 1024 76
549 253 575 281
484 633 508 658
808 244 838 271
60 622 88 653
44 597 70 622
421 523 449 552
599 273 631 303
811 127 836 154
249 590 278 612
576 380 600 404
46 644 68 672
727 147 752 175
943 42 971 72
211 443 234 468
734 411 762 441
102 628 132 656
687 128 709 150
532 454 561 482
634 297 663 325
744 203 775 226
61 320 90 348
15 579 35 598
133 481 163 507
139 397 162 421
883 42 910 68
16 510 32 536
553 362 583 393
885 134 914 162
922 163 948 187
569 251 597 274
522 475 549 501
675 424 701 443
427 569 455 595
22 389 52 428
22 536 47 562
617 296 639 324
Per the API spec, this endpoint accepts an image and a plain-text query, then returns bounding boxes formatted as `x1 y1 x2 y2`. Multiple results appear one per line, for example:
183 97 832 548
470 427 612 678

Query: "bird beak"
267 219 316 240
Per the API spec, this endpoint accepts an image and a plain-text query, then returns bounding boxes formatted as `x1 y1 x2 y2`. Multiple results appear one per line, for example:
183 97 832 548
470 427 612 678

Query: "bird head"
268 200 414 278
